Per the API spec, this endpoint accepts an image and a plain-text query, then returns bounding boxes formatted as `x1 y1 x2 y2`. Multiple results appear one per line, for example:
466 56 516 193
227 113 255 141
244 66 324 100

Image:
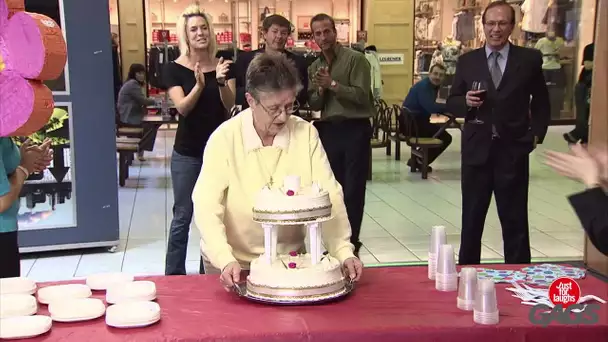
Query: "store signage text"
377 53 404 65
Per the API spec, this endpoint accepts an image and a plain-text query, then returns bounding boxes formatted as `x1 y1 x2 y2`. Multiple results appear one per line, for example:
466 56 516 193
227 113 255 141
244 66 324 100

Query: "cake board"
233 278 355 306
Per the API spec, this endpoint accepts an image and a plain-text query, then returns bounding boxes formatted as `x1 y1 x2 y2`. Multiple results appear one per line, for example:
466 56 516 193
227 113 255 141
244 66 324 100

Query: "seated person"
192 53 363 290
401 64 452 171
234 15 308 114
545 144 608 256
116 63 158 161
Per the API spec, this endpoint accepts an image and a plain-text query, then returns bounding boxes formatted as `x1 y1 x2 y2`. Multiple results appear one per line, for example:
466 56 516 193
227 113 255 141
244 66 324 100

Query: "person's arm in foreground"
308 125 362 281
545 144 608 256
192 130 238 280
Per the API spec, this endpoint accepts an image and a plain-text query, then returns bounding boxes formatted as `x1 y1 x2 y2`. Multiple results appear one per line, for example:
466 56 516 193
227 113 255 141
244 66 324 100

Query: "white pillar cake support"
270 225 278 261
308 222 322 265
262 223 273 264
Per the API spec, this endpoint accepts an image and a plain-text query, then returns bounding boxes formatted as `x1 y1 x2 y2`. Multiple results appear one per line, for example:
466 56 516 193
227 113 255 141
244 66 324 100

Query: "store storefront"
15 0 120 252
112 0 362 93
406 0 597 124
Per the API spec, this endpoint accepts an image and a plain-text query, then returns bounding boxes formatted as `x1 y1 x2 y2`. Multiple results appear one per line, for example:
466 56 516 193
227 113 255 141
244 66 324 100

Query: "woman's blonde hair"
177 4 217 59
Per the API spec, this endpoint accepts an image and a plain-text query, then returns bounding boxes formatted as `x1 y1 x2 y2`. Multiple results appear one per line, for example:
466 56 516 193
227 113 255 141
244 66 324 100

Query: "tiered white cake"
247 176 348 303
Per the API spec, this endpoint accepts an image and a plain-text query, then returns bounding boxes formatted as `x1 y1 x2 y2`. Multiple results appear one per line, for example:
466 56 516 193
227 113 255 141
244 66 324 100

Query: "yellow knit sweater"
192 108 355 271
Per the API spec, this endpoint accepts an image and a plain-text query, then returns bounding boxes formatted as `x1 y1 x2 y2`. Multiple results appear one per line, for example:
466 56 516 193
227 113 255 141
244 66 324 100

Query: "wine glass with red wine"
470 81 488 124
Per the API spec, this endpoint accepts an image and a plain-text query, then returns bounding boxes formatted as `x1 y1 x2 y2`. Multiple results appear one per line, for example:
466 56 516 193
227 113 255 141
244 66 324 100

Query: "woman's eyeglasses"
259 100 300 117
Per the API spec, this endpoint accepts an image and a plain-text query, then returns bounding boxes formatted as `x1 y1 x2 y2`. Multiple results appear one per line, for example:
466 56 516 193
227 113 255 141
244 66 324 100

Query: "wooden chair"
393 105 443 179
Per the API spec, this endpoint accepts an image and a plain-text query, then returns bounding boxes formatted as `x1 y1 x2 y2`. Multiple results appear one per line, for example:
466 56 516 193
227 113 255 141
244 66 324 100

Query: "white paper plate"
0 294 38 318
37 284 92 305
0 315 52 339
86 273 134 291
106 281 156 304
0 277 36 296
49 298 106 322
105 301 161 328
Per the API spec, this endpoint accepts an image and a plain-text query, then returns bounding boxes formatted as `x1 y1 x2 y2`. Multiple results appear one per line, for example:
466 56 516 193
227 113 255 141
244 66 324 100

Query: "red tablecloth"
27 265 608 341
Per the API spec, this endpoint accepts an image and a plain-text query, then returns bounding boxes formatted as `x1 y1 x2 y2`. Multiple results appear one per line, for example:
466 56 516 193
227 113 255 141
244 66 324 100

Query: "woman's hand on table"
343 257 363 282
220 261 241 292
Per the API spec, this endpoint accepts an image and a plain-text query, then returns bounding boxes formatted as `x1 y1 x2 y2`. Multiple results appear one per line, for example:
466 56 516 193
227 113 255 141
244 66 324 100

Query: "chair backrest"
396 105 422 145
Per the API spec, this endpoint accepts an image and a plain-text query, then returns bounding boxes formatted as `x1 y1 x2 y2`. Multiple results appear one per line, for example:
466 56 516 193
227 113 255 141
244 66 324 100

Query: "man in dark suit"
447 1 550 265
234 15 308 113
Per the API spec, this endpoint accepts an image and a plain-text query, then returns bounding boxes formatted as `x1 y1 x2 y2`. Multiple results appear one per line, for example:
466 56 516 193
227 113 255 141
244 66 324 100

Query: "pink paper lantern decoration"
0 0 67 137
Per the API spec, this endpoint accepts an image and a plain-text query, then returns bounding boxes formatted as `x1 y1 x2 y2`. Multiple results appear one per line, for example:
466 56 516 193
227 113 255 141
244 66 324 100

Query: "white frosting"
86 272 134 291
105 301 161 328
0 315 52 339
0 294 37 318
49 298 106 322
0 277 36 295
106 281 156 304
283 175 301 193
37 284 92 305
253 178 332 223
248 253 343 288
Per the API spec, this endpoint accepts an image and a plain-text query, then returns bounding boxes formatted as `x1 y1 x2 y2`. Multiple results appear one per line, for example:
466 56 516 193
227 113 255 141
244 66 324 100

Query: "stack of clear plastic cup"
428 226 447 280
473 279 500 325
457 267 477 311
435 244 458 291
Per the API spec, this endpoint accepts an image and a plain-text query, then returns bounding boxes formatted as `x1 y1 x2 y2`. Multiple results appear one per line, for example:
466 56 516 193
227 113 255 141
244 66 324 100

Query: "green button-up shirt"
308 44 374 120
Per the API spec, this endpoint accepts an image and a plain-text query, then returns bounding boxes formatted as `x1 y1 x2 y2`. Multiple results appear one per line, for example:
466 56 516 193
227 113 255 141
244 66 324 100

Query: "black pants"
402 116 452 165
315 119 371 252
569 82 590 143
0 231 20 278
460 140 531 265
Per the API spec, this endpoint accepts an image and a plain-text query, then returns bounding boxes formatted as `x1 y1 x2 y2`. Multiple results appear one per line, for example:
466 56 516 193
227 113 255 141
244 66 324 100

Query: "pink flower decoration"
286 190 295 196
288 262 297 269
289 251 297 257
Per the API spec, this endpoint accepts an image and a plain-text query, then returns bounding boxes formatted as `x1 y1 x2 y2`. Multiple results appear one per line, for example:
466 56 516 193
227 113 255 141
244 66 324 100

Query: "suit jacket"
446 44 550 166
568 187 608 257
234 48 309 112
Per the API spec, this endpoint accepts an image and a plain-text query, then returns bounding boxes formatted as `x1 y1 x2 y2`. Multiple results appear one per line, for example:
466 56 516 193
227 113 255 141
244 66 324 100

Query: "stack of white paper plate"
0 294 38 318
0 277 36 295
106 281 156 304
0 315 52 339
37 284 92 305
48 298 106 322
105 301 161 328
86 273 134 291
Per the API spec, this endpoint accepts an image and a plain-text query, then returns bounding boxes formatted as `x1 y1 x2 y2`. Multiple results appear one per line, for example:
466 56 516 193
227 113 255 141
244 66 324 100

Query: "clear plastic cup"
436 244 456 275
457 267 477 310
428 226 446 280
473 279 499 325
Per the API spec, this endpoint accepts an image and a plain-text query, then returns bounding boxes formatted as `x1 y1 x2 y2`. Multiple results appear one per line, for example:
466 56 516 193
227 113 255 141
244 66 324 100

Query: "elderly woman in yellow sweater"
192 53 363 290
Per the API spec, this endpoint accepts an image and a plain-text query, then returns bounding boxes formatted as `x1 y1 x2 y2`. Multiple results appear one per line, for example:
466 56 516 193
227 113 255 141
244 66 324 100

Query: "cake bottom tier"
245 279 349 304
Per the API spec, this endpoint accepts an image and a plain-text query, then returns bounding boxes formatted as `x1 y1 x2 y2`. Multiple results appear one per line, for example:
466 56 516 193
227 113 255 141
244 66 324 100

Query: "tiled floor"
21 125 586 281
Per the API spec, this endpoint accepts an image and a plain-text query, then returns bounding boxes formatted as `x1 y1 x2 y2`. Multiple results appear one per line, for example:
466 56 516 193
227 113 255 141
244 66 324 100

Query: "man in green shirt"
308 13 374 257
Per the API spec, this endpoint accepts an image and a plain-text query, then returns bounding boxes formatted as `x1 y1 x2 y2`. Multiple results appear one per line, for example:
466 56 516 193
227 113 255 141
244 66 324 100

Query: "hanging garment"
521 0 549 33
365 51 383 99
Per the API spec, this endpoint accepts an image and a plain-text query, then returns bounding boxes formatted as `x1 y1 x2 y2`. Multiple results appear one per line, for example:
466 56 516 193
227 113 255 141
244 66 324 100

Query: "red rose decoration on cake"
286 190 295 196
288 262 297 269
288 251 297 257
0 0 67 137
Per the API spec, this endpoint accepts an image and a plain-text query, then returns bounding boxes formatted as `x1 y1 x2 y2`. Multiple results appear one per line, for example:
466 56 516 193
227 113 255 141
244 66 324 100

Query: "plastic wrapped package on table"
20 266 608 342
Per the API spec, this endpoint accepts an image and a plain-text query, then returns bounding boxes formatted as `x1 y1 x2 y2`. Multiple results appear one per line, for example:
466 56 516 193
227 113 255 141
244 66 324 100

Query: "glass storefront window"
412 0 597 123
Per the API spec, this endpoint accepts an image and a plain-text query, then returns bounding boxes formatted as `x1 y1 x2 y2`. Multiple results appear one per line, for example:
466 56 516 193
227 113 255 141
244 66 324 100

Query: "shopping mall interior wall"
19 0 120 250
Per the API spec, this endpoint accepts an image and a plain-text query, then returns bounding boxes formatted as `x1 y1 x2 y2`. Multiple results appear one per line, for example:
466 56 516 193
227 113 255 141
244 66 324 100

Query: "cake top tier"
261 175 323 196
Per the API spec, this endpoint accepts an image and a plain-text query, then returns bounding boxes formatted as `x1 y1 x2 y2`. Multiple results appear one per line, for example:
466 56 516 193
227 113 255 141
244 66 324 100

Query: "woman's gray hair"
245 53 302 100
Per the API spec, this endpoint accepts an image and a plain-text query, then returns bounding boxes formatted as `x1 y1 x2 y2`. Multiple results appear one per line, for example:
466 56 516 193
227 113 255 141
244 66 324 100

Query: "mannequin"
535 30 565 119
436 36 461 98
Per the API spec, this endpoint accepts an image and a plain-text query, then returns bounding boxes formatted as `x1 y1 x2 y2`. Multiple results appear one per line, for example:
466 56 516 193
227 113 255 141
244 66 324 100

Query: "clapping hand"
215 57 232 84
314 67 332 89
34 138 54 172
544 144 608 189
194 62 205 87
